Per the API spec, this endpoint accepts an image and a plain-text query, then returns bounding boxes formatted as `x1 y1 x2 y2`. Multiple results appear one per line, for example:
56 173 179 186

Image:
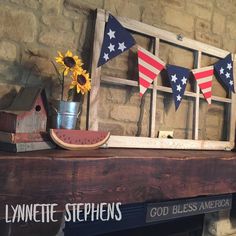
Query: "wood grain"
1 149 236 219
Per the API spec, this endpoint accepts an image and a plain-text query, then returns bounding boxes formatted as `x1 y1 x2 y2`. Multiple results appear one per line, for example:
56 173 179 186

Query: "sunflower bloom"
55 50 83 76
70 70 91 95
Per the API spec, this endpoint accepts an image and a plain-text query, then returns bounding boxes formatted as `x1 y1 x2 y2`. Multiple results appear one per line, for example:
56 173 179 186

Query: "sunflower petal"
57 51 63 58
66 50 72 57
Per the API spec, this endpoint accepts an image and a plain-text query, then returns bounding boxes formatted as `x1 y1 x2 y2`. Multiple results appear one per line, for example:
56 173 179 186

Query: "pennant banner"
214 54 235 93
97 14 136 67
138 46 165 96
166 65 191 110
192 65 214 104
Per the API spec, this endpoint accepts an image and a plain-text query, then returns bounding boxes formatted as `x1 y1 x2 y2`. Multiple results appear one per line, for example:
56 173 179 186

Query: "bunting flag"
97 14 136 67
138 46 165 96
214 54 235 93
192 66 213 104
166 65 191 110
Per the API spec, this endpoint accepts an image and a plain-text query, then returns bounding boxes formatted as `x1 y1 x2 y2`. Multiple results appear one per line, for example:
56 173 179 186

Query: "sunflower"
55 50 82 76
70 70 91 95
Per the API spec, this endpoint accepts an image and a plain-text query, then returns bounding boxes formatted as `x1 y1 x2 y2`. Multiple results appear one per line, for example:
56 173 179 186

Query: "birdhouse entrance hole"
35 105 41 112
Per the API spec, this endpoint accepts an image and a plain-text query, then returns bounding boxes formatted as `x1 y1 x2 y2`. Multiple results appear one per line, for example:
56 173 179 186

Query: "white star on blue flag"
166 65 191 110
97 14 136 67
214 54 235 93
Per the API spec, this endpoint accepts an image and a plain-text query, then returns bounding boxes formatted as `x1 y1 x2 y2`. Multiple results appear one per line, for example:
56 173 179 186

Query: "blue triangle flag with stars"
97 14 136 67
166 65 191 110
214 54 235 93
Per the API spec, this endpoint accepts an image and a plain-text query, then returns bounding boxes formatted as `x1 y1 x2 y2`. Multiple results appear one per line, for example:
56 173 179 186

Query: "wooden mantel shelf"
1 148 236 219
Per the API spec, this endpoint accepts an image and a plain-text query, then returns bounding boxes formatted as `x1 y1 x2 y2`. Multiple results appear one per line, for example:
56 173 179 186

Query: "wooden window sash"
89 9 236 150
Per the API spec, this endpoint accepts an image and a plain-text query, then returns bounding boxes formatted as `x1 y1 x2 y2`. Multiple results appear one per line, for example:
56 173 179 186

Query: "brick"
186 2 212 21
104 0 141 21
168 46 194 69
195 32 222 48
0 41 17 61
141 1 161 26
206 114 220 127
0 5 36 43
189 0 213 10
39 29 76 48
212 11 225 35
222 37 235 53
195 19 211 33
160 0 185 9
110 105 140 123
162 7 194 32
10 0 40 9
106 86 127 104
205 127 219 140
216 0 236 14
212 76 227 97
98 87 110 119
226 20 236 40
163 96 194 130
65 0 103 11
124 123 138 136
98 122 124 135
41 0 62 14
42 15 72 31
21 52 55 77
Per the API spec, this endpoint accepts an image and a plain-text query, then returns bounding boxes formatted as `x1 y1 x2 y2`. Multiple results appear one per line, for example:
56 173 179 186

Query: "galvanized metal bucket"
50 100 81 130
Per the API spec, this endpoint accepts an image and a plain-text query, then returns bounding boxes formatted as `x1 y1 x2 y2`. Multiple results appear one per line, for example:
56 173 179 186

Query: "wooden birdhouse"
0 86 54 152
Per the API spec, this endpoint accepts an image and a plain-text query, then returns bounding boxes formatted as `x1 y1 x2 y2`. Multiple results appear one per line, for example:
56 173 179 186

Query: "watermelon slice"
50 129 110 150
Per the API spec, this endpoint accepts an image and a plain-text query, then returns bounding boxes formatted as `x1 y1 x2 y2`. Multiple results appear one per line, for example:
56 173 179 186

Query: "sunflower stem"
61 69 65 100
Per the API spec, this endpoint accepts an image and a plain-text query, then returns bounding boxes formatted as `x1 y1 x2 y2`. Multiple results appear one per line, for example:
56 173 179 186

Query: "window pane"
98 83 151 137
155 91 195 139
199 100 229 141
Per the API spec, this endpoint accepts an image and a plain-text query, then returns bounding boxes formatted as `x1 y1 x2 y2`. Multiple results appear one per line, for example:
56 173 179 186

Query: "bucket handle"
51 105 81 118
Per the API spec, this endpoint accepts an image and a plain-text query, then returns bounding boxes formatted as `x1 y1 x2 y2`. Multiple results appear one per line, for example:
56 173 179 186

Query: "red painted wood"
0 93 47 133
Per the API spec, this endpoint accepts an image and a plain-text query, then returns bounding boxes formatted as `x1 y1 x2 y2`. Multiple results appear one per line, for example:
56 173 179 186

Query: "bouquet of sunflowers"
52 50 91 101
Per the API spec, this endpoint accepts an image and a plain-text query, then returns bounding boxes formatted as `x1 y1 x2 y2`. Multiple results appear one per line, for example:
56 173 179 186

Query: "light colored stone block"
0 5 36 43
0 41 17 61
42 15 72 31
212 11 225 35
162 7 194 33
39 29 76 48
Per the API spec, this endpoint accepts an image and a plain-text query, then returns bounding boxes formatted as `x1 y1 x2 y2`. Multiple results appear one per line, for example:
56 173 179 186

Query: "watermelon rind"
50 129 110 150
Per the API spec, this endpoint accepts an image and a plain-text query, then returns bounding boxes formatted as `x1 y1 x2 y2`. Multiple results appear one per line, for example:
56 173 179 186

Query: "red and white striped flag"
138 46 165 96
192 65 214 104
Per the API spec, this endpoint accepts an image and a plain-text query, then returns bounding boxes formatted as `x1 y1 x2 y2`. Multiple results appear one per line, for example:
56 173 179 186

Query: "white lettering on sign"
146 195 232 223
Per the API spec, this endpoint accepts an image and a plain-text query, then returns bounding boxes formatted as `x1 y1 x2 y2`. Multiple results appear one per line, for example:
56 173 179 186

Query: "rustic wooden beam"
1 149 236 219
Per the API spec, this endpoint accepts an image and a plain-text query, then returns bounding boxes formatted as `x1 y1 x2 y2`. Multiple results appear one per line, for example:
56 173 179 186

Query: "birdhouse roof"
2 87 47 114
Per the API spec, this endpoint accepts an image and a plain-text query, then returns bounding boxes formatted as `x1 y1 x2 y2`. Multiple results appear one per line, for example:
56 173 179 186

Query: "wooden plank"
88 9 106 130
114 13 229 58
104 135 233 150
193 51 202 140
1 149 236 219
229 54 236 146
101 76 232 103
150 38 160 138
0 131 48 143
0 141 55 152
102 8 229 58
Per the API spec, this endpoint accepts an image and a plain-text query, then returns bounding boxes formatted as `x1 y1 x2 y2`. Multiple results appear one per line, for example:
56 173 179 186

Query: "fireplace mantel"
0 148 236 219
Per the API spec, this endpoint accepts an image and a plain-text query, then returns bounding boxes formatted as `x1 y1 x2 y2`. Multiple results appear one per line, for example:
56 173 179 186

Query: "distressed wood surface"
193 51 201 140
1 149 236 219
88 9 106 131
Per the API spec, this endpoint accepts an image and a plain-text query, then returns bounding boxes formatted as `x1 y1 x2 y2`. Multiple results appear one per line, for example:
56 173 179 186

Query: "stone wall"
0 0 236 235
0 0 233 140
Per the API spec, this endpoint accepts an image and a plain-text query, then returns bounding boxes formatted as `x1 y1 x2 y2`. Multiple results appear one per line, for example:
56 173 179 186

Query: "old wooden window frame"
88 9 236 150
